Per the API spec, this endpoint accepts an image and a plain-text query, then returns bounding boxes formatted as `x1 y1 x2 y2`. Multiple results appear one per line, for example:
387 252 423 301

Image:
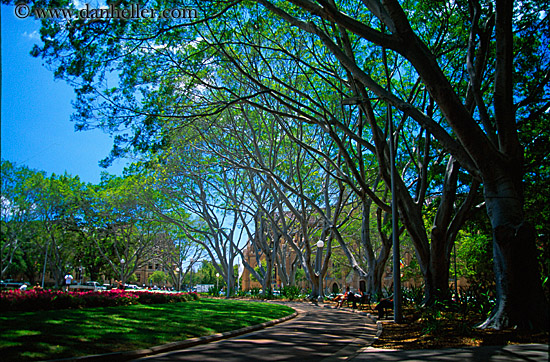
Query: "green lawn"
0 298 295 361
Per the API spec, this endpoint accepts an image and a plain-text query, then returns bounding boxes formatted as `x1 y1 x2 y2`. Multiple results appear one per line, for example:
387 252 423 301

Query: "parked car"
84 281 107 290
0 279 26 289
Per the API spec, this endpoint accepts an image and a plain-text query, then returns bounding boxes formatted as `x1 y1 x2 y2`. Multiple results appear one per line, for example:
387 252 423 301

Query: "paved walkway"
134 302 377 361
128 301 548 362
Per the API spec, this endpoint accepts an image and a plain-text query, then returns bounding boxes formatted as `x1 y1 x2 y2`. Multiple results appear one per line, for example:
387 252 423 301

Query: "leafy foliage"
281 285 301 300
148 270 168 285
455 231 494 291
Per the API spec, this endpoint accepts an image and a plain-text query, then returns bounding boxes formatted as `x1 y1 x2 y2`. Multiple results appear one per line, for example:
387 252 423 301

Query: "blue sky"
1 4 127 184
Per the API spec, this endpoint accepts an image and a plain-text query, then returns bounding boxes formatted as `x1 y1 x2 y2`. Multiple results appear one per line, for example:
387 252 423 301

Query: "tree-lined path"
132 301 548 362
3 0 548 338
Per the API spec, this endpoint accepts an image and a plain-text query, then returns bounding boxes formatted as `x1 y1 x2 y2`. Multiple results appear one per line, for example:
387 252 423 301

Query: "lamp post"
341 93 401 321
41 241 49 288
378 43 402 323
79 260 84 284
388 95 402 324
316 240 325 303
189 258 194 291
120 258 125 288
176 267 181 291
453 243 458 300
216 272 220 291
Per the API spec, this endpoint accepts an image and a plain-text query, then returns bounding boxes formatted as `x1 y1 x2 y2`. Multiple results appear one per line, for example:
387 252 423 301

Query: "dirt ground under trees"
371 305 549 349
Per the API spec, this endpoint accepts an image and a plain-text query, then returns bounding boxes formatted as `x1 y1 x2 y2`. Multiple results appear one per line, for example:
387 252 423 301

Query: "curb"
50 311 299 361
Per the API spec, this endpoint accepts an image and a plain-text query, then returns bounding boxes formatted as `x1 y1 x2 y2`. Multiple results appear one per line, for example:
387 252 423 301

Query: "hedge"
0 289 199 312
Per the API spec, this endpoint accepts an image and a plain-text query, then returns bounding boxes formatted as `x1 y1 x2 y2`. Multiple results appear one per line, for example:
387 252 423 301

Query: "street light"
176 267 181 291
342 94 401 322
216 272 220 291
120 259 126 289
189 259 194 291
316 240 325 303
41 241 50 288
387 97 402 324
79 261 83 284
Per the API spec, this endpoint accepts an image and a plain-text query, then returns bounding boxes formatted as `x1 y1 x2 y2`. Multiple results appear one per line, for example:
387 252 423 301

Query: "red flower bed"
0 289 199 312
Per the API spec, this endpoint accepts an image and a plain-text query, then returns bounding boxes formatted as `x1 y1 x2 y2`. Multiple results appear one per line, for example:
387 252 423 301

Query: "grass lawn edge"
64 308 299 362
0 298 298 361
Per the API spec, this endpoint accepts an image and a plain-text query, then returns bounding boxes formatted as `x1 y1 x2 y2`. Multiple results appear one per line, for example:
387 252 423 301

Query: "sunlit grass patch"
45 319 65 325
0 298 294 361
9 329 41 338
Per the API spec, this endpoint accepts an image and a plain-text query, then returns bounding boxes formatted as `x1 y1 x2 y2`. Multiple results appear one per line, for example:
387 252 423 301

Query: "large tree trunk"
396 199 437 306
478 175 549 330
311 274 322 299
427 233 451 303
369 252 390 299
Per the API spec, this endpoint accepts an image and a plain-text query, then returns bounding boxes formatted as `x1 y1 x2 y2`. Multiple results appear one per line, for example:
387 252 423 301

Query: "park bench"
346 293 372 310
357 293 373 311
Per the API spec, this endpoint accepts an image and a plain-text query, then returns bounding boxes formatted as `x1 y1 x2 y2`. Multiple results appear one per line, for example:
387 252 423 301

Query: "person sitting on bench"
336 286 355 308
351 289 366 309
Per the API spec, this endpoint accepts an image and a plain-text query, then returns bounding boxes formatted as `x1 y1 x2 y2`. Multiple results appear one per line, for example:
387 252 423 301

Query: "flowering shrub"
132 291 198 304
0 289 199 312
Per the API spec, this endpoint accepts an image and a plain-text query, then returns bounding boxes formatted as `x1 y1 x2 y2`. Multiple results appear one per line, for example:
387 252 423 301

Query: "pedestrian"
64 273 74 291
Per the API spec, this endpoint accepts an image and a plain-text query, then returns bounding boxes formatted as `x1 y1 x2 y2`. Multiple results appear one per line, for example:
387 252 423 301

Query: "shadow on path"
135 302 377 362
351 344 549 361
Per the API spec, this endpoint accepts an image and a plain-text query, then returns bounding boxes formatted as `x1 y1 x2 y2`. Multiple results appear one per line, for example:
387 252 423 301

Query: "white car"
85 281 107 290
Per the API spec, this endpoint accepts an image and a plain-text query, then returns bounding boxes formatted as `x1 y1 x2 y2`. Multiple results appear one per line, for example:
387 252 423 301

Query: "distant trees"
0 160 188 287
1 161 38 280
1 161 85 286
148 270 168 286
